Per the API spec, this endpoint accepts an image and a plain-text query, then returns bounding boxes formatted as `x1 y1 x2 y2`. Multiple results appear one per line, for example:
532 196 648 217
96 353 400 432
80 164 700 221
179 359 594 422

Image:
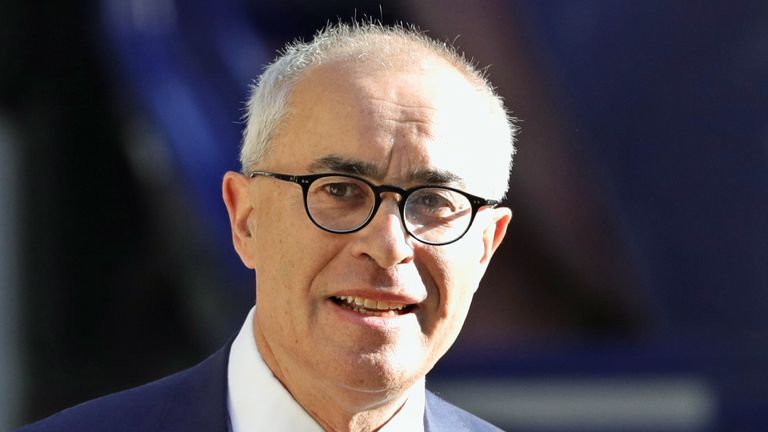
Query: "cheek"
435 233 488 321
426 240 484 316
252 225 341 347
251 192 316 276
417 247 482 362
251 208 307 307
252 206 343 307
442 231 487 288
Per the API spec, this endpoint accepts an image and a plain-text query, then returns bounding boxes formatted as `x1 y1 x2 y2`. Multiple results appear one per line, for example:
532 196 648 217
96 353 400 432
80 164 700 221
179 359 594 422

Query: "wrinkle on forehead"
366 97 436 141
367 96 439 114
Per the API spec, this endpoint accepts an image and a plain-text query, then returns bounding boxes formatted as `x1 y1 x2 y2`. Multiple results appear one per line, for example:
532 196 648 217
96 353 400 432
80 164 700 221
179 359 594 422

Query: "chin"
332 349 424 397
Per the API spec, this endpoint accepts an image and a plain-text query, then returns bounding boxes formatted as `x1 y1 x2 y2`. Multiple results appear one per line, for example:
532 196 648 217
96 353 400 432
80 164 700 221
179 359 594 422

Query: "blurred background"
1 0 766 430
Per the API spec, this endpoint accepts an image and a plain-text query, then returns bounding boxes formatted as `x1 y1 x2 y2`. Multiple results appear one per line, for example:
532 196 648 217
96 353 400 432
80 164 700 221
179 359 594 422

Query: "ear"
480 207 512 266
222 171 257 269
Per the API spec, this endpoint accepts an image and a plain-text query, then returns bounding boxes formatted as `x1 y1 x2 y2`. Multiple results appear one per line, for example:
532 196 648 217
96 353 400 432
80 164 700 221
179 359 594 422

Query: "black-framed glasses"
249 170 499 246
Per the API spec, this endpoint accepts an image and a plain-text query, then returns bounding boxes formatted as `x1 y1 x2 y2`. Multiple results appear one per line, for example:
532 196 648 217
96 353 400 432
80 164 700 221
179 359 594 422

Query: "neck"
252 317 413 431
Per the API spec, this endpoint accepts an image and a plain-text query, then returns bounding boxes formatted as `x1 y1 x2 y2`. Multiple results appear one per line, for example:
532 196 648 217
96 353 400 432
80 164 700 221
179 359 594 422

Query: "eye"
324 182 363 198
311 177 371 206
409 189 461 217
414 192 453 211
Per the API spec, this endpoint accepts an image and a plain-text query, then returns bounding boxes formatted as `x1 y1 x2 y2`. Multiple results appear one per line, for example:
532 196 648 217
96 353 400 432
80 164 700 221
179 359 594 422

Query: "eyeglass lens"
305 175 473 244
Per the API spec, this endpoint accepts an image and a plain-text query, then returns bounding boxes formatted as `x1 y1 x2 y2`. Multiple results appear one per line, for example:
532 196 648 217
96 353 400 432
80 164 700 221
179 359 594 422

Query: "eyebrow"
309 155 382 178
308 155 465 187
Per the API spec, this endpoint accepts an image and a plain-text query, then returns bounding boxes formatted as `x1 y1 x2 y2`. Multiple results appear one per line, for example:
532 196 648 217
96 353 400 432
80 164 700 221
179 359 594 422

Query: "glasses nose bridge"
372 184 410 214
368 183 410 228
374 183 407 200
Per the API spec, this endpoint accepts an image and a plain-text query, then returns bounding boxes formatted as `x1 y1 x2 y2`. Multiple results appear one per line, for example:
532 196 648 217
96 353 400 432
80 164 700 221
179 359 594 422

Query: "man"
18 21 516 431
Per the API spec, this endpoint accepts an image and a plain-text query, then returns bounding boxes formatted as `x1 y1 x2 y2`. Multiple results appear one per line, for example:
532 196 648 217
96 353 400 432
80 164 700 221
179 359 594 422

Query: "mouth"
330 295 417 317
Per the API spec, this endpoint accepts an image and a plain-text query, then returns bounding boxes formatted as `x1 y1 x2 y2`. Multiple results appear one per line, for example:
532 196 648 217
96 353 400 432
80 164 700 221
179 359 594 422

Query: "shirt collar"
227 307 425 432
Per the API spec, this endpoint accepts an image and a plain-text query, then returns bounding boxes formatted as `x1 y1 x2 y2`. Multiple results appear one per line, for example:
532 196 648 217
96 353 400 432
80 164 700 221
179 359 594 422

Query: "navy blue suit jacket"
17 342 502 431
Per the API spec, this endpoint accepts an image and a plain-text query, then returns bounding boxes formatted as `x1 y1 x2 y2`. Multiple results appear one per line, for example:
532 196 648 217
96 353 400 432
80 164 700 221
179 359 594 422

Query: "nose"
350 195 414 268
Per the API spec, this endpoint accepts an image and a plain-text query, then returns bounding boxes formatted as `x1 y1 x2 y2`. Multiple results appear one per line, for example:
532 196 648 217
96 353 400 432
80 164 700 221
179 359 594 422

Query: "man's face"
225 55 511 406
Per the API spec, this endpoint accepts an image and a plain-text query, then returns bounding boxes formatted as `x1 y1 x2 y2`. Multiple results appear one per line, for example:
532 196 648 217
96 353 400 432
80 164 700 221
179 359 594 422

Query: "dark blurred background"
1 1 766 431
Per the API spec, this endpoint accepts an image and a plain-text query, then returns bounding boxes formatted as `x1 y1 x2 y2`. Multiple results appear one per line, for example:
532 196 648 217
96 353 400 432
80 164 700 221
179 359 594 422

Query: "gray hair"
240 21 517 199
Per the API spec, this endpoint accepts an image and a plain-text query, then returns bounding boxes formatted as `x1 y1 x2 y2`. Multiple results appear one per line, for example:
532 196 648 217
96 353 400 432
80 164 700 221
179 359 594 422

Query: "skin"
222 51 512 431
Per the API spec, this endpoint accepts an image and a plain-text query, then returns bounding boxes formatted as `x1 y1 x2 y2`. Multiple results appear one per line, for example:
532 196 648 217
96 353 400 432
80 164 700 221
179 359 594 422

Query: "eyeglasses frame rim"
248 170 499 246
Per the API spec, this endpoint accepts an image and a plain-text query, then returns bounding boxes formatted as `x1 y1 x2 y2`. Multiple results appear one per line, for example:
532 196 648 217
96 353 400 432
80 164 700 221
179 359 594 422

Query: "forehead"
268 55 502 192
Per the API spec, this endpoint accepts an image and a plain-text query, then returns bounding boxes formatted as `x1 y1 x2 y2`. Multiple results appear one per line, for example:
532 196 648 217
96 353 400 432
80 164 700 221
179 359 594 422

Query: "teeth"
336 296 408 312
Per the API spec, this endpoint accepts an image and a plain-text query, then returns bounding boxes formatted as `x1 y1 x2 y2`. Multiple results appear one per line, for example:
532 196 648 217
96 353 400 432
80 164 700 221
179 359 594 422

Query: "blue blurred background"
1 0 766 430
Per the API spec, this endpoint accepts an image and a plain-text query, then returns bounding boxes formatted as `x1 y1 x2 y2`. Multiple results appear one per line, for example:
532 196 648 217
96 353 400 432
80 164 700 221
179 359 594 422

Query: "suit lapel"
156 341 233 432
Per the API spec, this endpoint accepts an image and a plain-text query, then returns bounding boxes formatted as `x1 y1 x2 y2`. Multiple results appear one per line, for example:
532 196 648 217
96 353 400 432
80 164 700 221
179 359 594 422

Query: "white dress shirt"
227 307 426 432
